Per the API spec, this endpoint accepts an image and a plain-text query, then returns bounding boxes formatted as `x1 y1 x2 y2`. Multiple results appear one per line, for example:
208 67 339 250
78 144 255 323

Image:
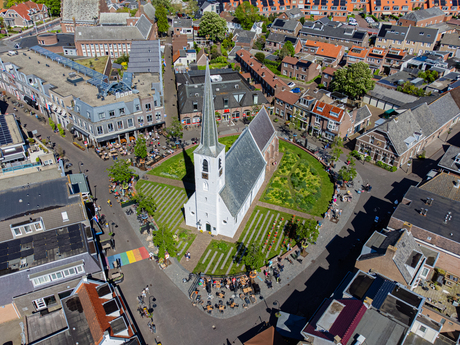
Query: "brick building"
61 0 104 33
1 0 48 28
320 66 337 89
439 33 460 57
376 24 438 55
280 56 321 82
398 7 447 27
270 18 302 36
368 0 426 18
265 33 302 53
303 40 345 67
355 89 460 168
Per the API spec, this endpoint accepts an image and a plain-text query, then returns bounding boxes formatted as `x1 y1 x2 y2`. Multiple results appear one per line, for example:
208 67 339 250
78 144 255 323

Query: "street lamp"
93 185 97 201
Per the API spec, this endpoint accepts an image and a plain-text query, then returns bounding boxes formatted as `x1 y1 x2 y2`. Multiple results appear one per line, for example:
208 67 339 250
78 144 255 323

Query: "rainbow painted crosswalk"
106 247 150 268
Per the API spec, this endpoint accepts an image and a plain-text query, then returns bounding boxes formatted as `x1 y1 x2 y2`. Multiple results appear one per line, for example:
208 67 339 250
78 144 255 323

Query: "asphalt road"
7 98 425 345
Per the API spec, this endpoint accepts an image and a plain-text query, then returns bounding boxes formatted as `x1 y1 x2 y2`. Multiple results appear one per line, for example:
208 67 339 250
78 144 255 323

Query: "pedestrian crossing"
106 247 150 268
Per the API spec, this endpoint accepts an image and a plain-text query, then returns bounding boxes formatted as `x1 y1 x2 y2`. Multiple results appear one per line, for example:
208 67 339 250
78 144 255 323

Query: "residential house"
398 7 447 27
346 45 369 65
377 70 421 89
196 49 207 66
401 51 454 77
265 33 302 53
382 48 407 75
176 68 268 124
310 99 356 140
426 72 460 94
172 18 194 39
274 90 301 121
355 229 431 289
173 49 197 72
270 18 302 36
303 40 345 67
320 66 337 89
356 89 460 168
364 47 387 73
302 270 429 345
236 50 289 96
0 114 26 164
426 0 459 17
369 0 426 18
250 21 264 35
299 19 369 49
0 176 103 322
220 11 241 32
438 146 460 174
1 0 48 28
25 278 140 344
440 33 460 58
172 34 191 56
200 1 220 16
277 7 303 20
60 0 101 33
376 24 438 55
280 56 321 82
232 29 256 48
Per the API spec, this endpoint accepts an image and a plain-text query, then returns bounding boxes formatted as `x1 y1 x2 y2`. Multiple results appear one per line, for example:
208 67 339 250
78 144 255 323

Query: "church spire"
194 59 224 158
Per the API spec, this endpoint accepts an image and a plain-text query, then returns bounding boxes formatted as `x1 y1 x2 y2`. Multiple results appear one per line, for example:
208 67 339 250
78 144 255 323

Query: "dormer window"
455 154 460 164
317 105 324 112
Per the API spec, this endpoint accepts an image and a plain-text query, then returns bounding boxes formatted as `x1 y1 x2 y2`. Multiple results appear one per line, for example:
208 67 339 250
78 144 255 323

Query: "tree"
284 41 295 57
332 136 343 148
107 159 135 184
210 44 221 60
331 147 343 163
165 118 183 139
296 219 319 244
253 35 266 50
114 54 129 64
134 134 147 159
234 2 261 30
133 191 156 216
34 0 62 16
331 62 375 100
185 0 199 17
262 22 267 33
152 0 173 12
156 5 169 36
338 165 357 182
243 244 266 270
198 12 227 42
255 52 265 63
152 226 177 259
278 43 293 60
346 153 356 168
300 16 305 25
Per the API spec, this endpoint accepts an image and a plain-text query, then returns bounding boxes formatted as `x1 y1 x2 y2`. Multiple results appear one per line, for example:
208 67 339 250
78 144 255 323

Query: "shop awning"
72 126 90 138
96 133 120 142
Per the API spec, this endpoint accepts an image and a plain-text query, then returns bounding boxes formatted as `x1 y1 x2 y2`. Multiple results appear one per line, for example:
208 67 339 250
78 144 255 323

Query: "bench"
112 272 122 279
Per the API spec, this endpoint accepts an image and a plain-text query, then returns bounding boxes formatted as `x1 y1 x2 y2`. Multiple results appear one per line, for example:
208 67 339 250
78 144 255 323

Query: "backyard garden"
262 141 334 217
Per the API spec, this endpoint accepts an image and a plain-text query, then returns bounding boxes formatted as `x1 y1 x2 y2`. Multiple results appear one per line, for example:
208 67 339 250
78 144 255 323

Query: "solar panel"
20 237 33 244
68 224 80 233
7 252 21 260
0 242 8 250
69 236 82 244
34 252 47 260
70 243 83 250
7 246 20 254
0 116 13 146
34 240 45 247
0 255 7 263
21 249 34 257
0 263 7 271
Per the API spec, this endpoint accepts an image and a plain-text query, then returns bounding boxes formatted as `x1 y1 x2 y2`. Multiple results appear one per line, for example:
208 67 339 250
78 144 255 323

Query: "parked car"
349 21 358 26
287 82 296 88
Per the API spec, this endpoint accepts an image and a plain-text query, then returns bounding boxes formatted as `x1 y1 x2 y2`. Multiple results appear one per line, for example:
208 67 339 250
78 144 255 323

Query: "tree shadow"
181 147 195 193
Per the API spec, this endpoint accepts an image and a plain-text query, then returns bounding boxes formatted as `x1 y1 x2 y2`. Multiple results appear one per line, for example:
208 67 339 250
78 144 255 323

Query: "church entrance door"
222 114 229 121
206 223 211 232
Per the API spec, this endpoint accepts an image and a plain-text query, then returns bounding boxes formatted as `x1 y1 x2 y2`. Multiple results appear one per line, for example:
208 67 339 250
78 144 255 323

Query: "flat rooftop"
0 49 157 107
0 114 23 148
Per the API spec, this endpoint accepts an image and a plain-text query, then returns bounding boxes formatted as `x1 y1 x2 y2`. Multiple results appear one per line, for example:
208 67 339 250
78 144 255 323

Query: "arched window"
218 158 222 169
203 181 209 191
202 159 208 172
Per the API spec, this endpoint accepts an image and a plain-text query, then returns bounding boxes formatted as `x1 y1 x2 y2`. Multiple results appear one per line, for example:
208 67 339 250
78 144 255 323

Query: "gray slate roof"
271 18 299 32
173 18 193 28
233 29 256 40
143 3 156 21
248 107 276 153
285 7 302 18
378 24 409 41
266 32 286 43
99 12 129 25
194 62 225 158
76 25 146 41
300 22 367 43
135 14 153 39
127 40 161 73
438 145 460 173
401 7 445 22
406 26 438 44
367 84 418 107
62 0 99 23
219 128 266 216
428 92 460 134
441 33 460 47
354 105 372 125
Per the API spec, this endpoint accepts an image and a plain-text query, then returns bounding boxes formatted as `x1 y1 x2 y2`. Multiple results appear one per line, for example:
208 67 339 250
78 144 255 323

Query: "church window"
203 181 209 191
218 158 222 176
203 159 209 172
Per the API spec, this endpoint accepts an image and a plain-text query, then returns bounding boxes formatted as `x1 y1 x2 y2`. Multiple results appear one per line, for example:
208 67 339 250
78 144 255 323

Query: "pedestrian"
142 289 146 298
287 243 290 251
339 209 343 217
145 285 149 294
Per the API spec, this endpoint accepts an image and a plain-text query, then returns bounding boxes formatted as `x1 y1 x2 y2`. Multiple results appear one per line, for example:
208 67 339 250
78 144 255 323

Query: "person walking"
145 285 150 294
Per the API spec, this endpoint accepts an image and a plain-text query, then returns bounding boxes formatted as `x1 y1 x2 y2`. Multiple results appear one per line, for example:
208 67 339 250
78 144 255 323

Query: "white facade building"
184 62 278 238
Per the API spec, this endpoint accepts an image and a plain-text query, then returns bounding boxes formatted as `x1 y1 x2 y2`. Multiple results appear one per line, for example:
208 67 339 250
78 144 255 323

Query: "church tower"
191 61 225 234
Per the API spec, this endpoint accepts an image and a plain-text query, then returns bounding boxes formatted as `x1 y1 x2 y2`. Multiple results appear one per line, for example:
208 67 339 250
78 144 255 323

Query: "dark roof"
419 171 460 202
172 18 193 28
266 32 285 43
248 107 276 153
392 186 460 246
127 40 161 74
377 70 418 88
406 26 438 44
271 18 299 32
368 84 419 108
301 23 367 43
401 7 446 22
439 145 460 173
354 105 372 124
441 33 460 48
233 29 256 40
378 24 409 40
219 128 266 216
0 177 71 221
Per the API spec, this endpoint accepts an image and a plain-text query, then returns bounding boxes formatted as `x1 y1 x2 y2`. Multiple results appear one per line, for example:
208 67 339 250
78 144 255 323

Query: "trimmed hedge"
376 160 397 172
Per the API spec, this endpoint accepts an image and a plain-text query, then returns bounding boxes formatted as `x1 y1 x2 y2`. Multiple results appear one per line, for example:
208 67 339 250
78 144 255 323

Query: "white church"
184 63 279 238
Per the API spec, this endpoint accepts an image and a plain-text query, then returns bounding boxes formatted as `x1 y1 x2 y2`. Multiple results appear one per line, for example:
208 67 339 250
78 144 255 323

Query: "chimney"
334 335 342 344
363 297 373 308
387 245 397 254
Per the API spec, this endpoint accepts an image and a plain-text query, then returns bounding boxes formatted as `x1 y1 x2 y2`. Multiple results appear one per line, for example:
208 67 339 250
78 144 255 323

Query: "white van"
7 51 18 56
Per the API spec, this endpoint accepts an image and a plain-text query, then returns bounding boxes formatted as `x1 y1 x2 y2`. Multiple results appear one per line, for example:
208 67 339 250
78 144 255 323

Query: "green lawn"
147 135 239 182
75 56 109 74
136 180 194 258
193 206 305 275
262 141 334 217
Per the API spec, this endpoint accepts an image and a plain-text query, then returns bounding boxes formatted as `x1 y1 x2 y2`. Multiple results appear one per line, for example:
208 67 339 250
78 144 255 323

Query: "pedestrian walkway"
180 233 212 272
106 247 150 268
256 201 322 221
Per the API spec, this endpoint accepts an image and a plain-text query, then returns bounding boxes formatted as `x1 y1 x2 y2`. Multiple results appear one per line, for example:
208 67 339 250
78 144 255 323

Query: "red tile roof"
77 282 132 344
303 299 367 344
5 1 44 21
348 45 369 59
282 56 298 65
237 49 288 92
312 100 346 122
304 40 343 59
322 66 337 76
276 90 300 105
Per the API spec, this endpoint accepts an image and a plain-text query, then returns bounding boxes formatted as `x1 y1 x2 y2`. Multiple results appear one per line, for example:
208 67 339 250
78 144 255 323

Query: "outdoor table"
112 272 121 279
215 281 221 289
206 305 213 311
249 271 257 279
219 305 225 311
217 292 224 298
243 287 252 294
